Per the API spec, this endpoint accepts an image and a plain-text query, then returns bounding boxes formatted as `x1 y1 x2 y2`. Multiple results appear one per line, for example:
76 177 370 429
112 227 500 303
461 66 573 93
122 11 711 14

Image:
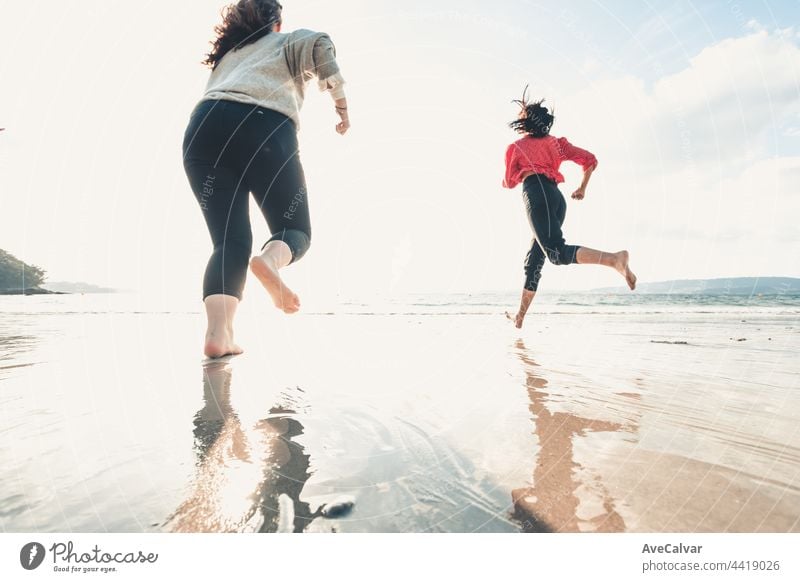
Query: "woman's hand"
336 105 350 135
571 186 586 200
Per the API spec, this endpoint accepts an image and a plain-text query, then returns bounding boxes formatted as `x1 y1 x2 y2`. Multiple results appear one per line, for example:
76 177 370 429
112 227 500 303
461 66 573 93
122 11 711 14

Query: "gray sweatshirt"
201 29 345 129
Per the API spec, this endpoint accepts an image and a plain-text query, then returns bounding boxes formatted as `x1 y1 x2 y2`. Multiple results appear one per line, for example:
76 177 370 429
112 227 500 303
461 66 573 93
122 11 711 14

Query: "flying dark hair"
508 86 555 138
204 0 283 69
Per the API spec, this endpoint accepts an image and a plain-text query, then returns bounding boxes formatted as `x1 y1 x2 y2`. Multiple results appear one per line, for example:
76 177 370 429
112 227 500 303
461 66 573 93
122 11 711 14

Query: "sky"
0 0 798 305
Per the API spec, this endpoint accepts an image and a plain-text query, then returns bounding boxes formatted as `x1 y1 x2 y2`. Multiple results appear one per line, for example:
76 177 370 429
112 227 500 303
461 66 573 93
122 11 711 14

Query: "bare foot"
249 256 301 314
614 250 637 290
506 311 524 329
204 329 243 359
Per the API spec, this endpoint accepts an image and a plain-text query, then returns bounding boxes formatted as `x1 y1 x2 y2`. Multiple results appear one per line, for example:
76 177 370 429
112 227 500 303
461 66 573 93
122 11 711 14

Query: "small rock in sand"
321 496 356 518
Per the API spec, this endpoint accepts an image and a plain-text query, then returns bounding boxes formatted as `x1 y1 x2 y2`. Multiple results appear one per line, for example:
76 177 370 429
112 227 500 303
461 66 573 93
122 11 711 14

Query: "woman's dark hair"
508 86 555 138
204 0 283 69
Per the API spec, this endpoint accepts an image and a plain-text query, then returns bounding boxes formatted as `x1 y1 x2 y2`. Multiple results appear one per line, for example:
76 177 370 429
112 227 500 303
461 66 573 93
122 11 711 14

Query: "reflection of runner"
164 361 317 532
502 88 636 329
254 410 317 532
511 340 632 533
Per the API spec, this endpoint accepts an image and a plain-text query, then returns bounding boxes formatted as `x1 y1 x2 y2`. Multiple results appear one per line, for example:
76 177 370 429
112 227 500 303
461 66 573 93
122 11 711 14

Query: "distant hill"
0 248 49 293
592 277 800 295
41 281 117 294
0 249 117 295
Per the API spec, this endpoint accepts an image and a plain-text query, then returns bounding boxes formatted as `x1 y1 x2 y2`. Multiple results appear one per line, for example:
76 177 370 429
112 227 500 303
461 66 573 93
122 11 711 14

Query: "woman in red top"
503 91 636 328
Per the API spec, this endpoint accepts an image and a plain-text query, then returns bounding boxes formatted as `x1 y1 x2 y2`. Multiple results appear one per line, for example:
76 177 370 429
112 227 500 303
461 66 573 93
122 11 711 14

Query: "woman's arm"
502 144 520 189
322 74 349 135
309 33 350 136
556 137 598 200
319 75 349 135
572 162 597 200
334 97 350 135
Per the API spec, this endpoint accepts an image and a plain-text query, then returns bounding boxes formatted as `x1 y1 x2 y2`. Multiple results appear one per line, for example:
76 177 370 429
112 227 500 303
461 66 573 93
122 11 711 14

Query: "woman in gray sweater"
183 0 349 358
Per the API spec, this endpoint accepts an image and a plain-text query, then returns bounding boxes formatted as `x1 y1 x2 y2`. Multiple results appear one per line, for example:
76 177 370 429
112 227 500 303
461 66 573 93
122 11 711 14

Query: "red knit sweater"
503 135 597 189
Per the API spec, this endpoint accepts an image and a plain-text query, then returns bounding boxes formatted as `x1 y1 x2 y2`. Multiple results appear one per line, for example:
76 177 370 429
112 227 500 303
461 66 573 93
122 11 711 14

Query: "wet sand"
1 296 798 532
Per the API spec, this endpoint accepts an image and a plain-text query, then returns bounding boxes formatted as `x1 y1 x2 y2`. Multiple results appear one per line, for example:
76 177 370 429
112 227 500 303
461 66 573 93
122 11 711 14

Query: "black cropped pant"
182 99 311 301
522 174 581 292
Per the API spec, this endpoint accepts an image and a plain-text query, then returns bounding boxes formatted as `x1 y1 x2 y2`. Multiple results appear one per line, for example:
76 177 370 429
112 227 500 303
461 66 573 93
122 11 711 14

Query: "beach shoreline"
0 294 798 533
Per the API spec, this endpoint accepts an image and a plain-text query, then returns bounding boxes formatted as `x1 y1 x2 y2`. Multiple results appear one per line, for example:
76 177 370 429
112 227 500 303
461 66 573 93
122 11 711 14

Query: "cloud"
557 28 800 174
653 29 800 154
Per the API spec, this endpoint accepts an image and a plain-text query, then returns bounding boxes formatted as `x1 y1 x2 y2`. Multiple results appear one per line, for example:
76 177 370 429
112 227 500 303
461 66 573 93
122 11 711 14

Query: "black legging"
522 174 581 291
182 99 311 301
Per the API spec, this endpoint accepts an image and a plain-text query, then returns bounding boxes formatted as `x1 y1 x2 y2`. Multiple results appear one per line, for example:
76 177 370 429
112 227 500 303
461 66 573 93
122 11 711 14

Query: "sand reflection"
165 360 316 533
512 340 636 532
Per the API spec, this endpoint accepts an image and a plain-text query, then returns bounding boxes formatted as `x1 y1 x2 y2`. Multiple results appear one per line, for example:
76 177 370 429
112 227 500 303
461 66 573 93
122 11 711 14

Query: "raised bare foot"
614 250 637 290
249 256 301 314
204 329 243 359
506 311 525 329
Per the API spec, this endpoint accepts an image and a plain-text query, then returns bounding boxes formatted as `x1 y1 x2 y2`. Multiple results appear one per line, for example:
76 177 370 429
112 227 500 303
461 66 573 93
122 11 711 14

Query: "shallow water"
1 294 798 532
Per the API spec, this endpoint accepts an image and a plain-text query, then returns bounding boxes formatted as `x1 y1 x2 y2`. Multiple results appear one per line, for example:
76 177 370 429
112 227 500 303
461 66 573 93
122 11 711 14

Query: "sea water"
1 292 798 532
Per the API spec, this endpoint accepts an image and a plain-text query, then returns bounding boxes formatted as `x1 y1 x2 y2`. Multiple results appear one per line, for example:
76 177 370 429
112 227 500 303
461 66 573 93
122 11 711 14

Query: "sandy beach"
1 293 798 533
